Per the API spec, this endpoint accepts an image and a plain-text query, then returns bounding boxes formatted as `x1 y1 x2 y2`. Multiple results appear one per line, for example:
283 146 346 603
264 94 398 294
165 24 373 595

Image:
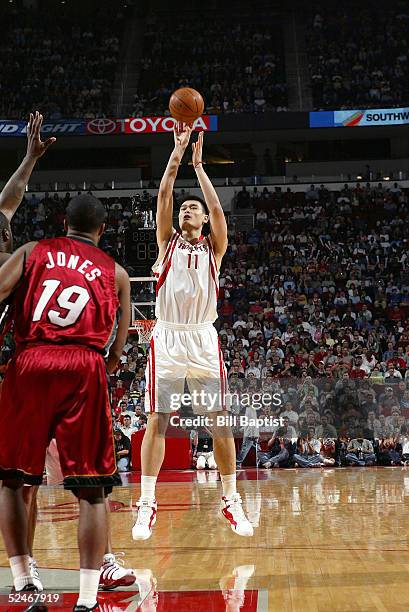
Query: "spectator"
293 427 333 467
114 428 131 472
120 415 137 440
257 429 291 469
315 414 337 438
345 435 376 466
384 366 403 383
193 428 217 470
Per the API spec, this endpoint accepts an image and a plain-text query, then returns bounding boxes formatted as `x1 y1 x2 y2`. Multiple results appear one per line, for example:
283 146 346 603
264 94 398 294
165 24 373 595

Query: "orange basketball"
169 87 204 124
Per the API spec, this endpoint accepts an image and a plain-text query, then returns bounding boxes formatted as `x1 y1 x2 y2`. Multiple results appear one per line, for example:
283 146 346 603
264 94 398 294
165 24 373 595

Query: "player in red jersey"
0 194 131 612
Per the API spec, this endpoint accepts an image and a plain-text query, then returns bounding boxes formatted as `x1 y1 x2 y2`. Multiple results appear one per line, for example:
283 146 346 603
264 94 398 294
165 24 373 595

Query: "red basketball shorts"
0 344 119 487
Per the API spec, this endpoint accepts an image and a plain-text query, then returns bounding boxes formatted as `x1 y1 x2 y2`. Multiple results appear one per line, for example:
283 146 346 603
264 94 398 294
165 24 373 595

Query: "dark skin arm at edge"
0 242 37 301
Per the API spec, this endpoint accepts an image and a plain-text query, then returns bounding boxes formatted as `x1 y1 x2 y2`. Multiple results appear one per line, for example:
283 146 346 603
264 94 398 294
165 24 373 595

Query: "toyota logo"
87 118 117 134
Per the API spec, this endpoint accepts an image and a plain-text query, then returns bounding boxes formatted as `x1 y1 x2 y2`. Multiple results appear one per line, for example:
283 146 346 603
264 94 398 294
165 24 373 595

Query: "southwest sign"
310 107 409 128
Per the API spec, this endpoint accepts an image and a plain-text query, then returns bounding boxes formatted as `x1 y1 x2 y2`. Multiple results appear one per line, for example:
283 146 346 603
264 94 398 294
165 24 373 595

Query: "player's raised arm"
0 242 37 302
0 112 56 222
156 122 192 246
107 263 131 374
192 131 228 266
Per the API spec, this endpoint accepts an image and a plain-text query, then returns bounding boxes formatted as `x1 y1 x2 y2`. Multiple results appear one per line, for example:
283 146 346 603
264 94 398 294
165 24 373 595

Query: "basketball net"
133 319 155 344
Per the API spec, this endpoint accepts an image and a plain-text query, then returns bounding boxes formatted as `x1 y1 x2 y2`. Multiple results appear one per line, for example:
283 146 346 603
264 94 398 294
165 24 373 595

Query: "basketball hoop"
133 319 156 344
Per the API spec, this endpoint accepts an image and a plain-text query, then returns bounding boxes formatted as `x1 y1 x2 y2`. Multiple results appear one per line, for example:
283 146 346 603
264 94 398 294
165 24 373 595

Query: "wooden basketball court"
1 467 408 611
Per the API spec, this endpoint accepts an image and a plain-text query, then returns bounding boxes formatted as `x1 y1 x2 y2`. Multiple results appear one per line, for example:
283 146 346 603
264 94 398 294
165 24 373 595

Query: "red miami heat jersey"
12 236 119 351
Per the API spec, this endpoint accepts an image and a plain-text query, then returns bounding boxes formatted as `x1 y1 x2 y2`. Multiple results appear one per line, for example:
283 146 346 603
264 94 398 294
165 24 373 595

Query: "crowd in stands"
133 8 288 117
3 0 409 121
307 3 409 109
0 1 126 119
5 179 409 470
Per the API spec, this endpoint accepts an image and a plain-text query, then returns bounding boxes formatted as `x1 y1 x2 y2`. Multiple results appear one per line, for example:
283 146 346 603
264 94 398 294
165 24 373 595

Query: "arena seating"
5 182 409 468
0 1 126 119
133 7 288 116
306 4 409 109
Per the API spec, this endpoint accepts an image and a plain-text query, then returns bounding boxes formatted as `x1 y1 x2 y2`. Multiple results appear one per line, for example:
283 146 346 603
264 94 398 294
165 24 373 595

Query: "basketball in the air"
169 87 204 124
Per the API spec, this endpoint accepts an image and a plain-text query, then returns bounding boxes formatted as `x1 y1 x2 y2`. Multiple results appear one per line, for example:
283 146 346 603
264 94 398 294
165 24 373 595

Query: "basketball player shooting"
132 124 253 539
0 194 131 611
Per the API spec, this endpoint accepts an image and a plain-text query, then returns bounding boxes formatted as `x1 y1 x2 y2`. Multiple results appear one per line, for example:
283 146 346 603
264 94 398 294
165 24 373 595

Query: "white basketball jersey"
154 231 219 324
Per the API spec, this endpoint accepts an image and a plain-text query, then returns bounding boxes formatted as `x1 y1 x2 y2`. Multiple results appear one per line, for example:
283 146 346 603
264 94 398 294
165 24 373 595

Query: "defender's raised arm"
156 122 192 246
0 112 56 222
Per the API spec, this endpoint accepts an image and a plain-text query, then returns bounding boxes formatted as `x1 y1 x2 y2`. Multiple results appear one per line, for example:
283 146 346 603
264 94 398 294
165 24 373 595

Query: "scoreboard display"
124 228 158 275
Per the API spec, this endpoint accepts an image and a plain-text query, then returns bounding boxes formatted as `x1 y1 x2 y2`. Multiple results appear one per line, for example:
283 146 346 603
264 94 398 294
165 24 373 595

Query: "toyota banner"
0 115 218 137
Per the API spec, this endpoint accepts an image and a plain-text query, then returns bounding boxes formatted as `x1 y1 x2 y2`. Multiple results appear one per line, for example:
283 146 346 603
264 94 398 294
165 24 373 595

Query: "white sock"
10 555 32 591
77 568 100 608
140 475 157 501
221 473 237 498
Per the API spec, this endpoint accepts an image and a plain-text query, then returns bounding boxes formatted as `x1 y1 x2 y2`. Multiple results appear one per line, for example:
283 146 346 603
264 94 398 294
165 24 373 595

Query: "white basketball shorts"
144 320 229 413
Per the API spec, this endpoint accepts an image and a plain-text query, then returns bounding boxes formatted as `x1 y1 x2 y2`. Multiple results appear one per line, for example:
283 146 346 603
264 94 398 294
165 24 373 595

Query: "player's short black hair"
179 195 209 216
0 211 10 232
66 194 106 233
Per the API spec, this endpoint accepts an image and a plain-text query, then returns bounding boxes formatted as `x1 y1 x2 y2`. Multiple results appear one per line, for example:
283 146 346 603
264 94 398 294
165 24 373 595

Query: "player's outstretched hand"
173 121 192 151
26 111 56 160
192 131 204 169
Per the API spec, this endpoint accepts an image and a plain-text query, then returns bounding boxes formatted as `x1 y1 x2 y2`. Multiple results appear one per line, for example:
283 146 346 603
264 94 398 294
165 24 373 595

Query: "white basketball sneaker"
29 557 44 592
132 499 157 541
221 493 254 537
99 552 136 590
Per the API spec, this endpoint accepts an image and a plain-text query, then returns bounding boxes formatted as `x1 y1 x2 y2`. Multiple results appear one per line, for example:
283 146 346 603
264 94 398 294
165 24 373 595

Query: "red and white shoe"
132 499 157 541
221 493 254 537
99 552 136 590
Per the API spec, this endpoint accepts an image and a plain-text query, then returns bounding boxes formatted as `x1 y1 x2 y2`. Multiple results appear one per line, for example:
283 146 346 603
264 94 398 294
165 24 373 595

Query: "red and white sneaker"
132 499 157 541
99 552 136 590
221 493 254 537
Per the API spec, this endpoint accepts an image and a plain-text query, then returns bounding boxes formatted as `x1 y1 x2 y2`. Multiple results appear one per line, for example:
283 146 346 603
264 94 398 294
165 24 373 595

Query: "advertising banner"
0 120 84 136
310 107 409 128
86 115 218 135
0 116 218 137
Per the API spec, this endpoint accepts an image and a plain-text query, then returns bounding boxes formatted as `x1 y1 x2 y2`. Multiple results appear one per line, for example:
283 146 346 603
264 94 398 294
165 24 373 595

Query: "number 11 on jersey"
187 254 199 270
